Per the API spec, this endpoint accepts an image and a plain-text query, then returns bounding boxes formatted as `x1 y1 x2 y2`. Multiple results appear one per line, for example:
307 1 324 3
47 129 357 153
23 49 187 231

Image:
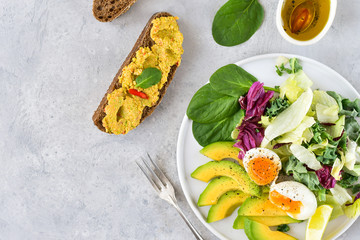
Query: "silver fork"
136 153 204 240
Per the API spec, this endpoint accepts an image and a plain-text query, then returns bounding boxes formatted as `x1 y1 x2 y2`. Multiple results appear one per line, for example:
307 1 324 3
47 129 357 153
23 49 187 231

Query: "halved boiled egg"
243 148 281 185
270 181 317 220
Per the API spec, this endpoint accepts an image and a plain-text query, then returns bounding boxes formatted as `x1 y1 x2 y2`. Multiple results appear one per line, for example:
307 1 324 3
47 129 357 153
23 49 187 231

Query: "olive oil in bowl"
276 0 336 45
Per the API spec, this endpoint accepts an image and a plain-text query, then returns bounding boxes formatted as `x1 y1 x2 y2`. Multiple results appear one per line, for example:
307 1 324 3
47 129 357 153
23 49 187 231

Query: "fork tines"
136 153 173 193
136 153 204 240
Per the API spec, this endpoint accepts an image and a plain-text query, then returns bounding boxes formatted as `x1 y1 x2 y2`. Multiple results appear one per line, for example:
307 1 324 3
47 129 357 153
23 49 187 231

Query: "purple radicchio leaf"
234 119 264 159
355 192 360 202
233 82 273 159
333 130 345 141
315 165 336 189
273 143 291 149
321 123 336 126
239 96 247 110
244 82 274 121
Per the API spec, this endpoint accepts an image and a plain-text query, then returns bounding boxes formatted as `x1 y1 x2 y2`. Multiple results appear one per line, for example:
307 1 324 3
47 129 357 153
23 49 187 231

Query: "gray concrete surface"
0 0 359 239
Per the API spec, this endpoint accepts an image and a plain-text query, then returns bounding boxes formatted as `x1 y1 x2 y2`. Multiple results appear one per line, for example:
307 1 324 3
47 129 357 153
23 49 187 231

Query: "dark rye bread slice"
93 0 137 22
92 12 180 133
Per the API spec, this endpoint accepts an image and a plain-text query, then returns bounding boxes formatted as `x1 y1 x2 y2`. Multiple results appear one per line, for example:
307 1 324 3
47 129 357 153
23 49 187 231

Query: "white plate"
176 53 359 240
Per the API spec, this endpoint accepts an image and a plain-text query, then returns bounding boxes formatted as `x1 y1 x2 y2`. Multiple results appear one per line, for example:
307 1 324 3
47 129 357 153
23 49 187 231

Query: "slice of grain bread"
92 12 180 133
93 0 137 22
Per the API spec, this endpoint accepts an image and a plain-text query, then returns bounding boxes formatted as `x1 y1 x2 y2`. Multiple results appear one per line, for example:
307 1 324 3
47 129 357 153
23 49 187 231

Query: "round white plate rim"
177 53 359 240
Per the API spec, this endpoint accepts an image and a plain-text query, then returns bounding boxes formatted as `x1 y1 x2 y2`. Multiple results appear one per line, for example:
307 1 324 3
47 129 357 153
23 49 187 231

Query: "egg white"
270 181 317 220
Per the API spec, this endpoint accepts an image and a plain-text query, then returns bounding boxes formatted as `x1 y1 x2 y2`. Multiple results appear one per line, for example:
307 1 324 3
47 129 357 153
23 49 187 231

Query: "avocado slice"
233 215 302 229
207 190 249 223
198 176 243 206
244 218 297 240
237 195 287 216
200 141 242 165
191 161 261 197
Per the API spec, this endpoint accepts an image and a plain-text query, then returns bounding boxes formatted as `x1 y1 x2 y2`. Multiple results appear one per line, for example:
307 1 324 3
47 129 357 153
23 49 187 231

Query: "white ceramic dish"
276 0 338 46
177 53 359 240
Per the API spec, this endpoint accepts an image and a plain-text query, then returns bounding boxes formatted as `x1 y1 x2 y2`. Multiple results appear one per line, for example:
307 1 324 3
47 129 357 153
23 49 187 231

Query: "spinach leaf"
277 224 290 232
187 64 258 146
338 172 359 189
212 0 264 46
192 109 244 147
186 84 240 123
135 68 162 88
210 64 257 98
265 97 290 118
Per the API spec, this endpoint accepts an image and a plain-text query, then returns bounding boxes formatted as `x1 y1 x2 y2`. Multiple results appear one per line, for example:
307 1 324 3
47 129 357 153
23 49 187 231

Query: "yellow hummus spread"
102 16 184 134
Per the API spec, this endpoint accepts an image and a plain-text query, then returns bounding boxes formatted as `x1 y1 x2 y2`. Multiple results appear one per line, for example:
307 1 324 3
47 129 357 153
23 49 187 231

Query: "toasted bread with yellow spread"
92 12 184 134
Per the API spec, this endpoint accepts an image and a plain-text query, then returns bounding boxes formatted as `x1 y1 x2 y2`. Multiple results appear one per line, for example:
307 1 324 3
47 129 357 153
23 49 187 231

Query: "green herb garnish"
135 67 162 89
276 58 303 76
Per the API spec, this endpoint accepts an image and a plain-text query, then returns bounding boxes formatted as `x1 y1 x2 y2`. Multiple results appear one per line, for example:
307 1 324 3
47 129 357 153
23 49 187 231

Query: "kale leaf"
327 91 360 117
316 147 338 165
316 188 327 202
345 117 360 145
284 156 324 191
327 91 360 145
265 97 290 118
277 224 290 232
338 172 359 189
352 184 360 194
308 122 333 145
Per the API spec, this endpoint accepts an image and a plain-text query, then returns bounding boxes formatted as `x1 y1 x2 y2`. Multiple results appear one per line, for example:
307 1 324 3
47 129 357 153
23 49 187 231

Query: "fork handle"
172 203 204 240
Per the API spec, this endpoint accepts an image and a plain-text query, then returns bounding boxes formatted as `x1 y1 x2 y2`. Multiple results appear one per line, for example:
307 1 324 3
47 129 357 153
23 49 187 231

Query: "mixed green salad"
187 57 360 225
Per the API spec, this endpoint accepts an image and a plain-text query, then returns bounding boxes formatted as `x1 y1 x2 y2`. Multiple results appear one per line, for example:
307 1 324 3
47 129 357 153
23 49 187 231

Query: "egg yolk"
247 157 278 185
269 190 303 214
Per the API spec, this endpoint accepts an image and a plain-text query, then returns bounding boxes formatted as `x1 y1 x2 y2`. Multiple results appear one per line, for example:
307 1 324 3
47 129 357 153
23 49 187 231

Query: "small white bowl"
276 0 337 46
